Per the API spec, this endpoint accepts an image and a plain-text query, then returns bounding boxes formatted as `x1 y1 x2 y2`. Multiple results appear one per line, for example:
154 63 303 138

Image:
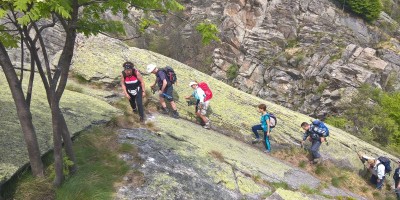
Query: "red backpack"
198 82 213 102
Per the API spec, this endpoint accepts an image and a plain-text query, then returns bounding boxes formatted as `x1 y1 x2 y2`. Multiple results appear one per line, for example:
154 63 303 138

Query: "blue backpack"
312 120 329 137
378 156 392 175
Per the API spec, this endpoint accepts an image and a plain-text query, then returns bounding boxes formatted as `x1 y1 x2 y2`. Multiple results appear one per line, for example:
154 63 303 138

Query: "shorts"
197 101 210 116
159 85 174 101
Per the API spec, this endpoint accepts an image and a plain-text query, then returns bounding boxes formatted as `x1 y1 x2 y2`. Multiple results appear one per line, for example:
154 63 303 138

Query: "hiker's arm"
136 71 146 97
160 79 167 93
266 119 271 136
121 75 130 99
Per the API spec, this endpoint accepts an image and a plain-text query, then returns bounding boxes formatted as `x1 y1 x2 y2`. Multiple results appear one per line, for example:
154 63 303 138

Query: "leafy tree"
0 0 185 186
338 0 382 22
196 20 221 45
326 84 400 150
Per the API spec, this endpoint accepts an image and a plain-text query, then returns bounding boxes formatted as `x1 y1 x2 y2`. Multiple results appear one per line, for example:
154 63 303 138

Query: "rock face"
141 0 400 119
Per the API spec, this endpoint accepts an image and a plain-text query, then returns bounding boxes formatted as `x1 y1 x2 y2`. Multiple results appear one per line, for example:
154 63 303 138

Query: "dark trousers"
251 124 271 151
370 175 385 190
310 140 321 159
128 88 144 119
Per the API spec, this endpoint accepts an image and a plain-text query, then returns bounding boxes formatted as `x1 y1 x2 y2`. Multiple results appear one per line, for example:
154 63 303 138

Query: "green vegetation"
4 126 134 200
195 21 221 45
326 84 400 150
331 175 348 187
226 64 239 80
338 0 382 22
316 82 328 94
65 84 83 93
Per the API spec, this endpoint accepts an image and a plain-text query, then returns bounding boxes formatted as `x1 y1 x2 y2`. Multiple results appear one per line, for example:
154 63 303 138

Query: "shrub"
226 64 239 80
338 0 382 22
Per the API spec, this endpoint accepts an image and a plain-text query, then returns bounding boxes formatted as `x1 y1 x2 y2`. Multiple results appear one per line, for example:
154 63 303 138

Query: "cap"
147 64 156 73
189 81 197 87
123 62 134 70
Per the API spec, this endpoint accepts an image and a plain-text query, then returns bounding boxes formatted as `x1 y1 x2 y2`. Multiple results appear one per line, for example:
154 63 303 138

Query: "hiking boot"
132 108 138 113
313 158 321 164
203 120 210 129
264 150 271 154
139 117 145 123
172 110 180 119
161 107 169 115
252 138 260 144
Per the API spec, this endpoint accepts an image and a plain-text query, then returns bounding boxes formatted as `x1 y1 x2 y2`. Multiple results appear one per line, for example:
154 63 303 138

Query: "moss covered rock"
72 35 398 171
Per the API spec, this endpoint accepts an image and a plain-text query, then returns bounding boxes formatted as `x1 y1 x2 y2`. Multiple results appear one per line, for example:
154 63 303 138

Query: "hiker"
121 61 146 122
366 158 386 190
251 104 272 153
147 63 179 118
185 81 211 129
394 160 400 199
300 122 326 164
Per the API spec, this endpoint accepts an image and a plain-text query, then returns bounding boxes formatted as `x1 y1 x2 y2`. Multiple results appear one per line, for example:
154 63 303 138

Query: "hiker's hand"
158 90 163 95
377 179 381 183
125 93 131 99
142 91 146 97
266 132 270 136
320 137 325 143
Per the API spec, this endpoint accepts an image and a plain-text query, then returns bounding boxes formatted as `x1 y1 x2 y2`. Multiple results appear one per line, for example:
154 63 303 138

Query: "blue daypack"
378 156 392 175
312 120 329 137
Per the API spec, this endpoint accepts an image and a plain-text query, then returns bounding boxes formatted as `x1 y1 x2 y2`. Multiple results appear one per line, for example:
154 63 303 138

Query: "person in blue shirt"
251 104 272 153
301 122 325 164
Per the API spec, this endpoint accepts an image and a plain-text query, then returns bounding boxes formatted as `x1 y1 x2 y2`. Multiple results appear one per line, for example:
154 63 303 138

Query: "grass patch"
331 175 348 188
299 185 318 195
314 164 326 175
270 181 289 190
5 125 135 200
298 160 307 168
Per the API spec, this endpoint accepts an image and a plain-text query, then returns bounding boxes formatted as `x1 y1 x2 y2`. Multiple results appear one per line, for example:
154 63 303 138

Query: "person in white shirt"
185 82 210 129
367 158 386 190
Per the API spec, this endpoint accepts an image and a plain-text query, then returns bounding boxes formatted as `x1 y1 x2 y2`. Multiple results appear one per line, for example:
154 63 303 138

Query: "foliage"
338 0 382 22
326 84 400 149
325 116 348 129
226 64 239 80
195 21 221 45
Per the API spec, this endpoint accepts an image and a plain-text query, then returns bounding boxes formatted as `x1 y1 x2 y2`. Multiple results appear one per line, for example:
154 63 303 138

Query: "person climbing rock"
185 81 211 129
147 63 179 118
121 61 145 122
394 160 400 199
300 122 324 164
367 158 386 190
251 104 272 153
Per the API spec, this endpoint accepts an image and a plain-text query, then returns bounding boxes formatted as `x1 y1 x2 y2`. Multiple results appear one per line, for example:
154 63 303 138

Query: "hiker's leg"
376 177 385 190
251 125 262 139
128 93 137 110
310 140 321 159
159 96 167 108
198 101 209 124
136 88 144 119
370 175 378 185
263 131 271 151
170 101 177 110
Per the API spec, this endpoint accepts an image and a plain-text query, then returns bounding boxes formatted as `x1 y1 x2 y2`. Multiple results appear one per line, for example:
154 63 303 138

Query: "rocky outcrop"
0 72 120 185
148 0 400 118
70 35 398 173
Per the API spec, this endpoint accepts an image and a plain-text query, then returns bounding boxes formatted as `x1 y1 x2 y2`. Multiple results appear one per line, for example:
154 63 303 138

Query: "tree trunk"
51 97 64 187
59 110 77 173
0 43 44 177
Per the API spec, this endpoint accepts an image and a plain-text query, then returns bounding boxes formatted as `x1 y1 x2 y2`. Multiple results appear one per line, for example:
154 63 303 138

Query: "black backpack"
378 156 392 175
160 66 177 85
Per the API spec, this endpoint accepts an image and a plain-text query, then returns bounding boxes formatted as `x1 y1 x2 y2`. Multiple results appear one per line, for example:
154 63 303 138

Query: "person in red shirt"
121 62 146 122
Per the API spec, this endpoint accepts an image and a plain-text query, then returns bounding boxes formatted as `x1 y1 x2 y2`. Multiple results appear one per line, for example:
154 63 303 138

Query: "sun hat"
189 81 198 87
147 64 156 73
